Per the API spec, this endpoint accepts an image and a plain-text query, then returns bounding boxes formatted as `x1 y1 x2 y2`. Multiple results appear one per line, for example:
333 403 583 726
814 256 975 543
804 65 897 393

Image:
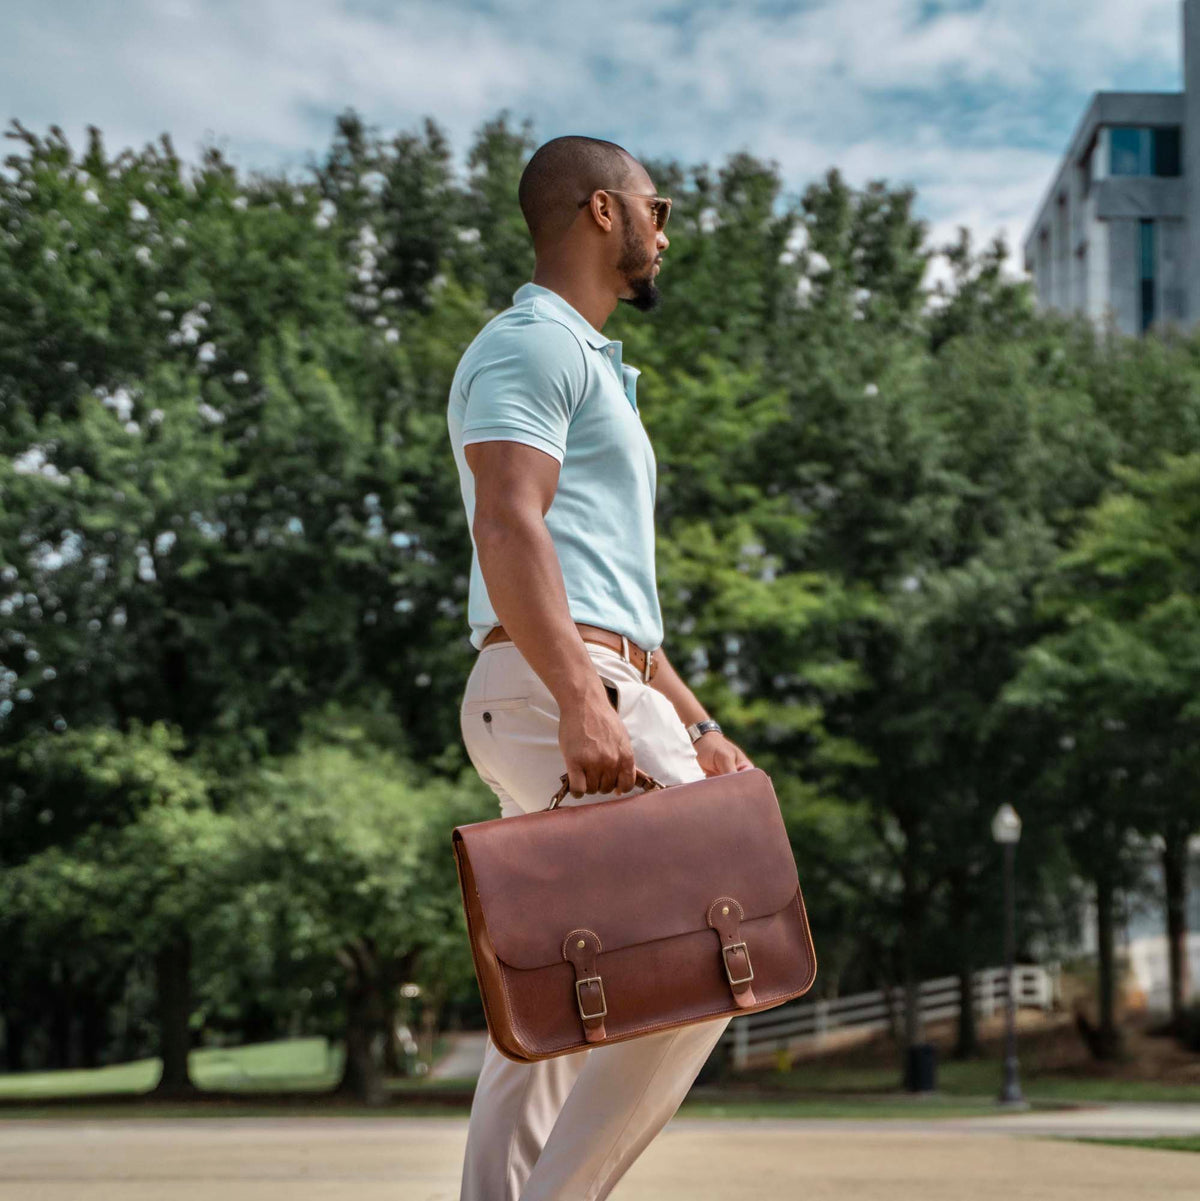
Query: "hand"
558 680 637 798
694 731 755 777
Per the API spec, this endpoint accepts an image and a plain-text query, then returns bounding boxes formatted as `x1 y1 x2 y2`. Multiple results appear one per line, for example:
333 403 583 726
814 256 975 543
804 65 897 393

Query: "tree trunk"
2 1012 27 1072
339 1001 387 1106
1163 829 1190 1029
153 934 196 1096
951 873 980 1059
50 971 73 1070
80 989 108 1070
1093 875 1121 1060
335 938 387 1106
900 878 923 1052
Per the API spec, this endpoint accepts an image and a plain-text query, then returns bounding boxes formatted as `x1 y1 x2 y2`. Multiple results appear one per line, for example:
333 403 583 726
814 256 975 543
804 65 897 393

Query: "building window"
1140 219 1156 332
1110 126 1183 177
1111 127 1144 174
1153 126 1182 176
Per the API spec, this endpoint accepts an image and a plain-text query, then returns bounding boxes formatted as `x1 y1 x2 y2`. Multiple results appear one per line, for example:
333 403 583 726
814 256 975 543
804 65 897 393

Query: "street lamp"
991 803 1026 1107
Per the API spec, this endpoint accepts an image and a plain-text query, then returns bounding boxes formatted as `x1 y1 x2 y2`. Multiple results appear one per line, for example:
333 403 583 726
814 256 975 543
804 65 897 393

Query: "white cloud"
3 0 1187 279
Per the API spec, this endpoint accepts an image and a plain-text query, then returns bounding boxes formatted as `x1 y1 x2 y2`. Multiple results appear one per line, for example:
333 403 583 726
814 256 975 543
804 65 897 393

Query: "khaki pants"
458 640 732 1201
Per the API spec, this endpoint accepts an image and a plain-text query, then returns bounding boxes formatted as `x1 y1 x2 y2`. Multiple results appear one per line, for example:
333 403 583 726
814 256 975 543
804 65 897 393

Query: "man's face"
614 178 668 312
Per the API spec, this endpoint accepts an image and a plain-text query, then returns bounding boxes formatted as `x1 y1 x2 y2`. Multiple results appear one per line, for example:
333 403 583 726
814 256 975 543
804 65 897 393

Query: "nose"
657 229 669 252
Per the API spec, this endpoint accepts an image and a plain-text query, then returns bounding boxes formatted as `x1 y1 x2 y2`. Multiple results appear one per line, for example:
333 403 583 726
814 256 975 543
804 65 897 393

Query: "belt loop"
620 633 630 664
643 648 653 683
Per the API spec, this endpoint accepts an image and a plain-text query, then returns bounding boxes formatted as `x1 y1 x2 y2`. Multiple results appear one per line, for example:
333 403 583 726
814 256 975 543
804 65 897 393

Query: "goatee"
619 275 661 312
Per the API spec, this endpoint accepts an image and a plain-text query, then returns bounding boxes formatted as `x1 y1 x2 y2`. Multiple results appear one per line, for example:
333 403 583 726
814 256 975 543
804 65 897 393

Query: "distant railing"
722 963 1061 1070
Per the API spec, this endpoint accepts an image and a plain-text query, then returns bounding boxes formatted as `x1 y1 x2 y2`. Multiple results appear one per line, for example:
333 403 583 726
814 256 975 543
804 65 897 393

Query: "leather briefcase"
451 765 817 1063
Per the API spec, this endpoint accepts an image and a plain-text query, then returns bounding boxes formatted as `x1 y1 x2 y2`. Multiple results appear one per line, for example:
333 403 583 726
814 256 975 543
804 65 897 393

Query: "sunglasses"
578 188 672 232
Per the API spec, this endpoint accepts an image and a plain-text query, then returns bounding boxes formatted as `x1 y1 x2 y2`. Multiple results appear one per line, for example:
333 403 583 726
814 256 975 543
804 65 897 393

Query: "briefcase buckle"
722 941 754 987
575 976 607 1020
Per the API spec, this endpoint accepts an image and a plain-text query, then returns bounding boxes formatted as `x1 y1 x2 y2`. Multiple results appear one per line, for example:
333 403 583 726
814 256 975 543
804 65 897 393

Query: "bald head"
518 135 638 246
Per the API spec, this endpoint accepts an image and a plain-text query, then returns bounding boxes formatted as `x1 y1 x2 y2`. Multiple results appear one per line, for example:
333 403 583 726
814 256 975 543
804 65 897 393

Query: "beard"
615 200 661 312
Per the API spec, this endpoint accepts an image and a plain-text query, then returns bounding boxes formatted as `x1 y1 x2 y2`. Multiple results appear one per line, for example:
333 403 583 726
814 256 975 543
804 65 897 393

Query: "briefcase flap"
453 768 800 971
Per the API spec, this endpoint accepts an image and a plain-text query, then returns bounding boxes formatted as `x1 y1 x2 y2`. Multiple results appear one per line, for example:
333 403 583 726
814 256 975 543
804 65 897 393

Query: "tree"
1007 454 1200 1040
0 721 221 1092
219 703 492 1102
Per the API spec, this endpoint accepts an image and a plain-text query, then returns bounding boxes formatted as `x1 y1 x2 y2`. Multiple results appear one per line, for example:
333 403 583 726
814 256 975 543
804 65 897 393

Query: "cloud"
3 0 1188 280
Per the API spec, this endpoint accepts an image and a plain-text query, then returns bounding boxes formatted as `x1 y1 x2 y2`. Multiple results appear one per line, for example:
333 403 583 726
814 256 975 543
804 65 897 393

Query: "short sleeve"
461 320 587 464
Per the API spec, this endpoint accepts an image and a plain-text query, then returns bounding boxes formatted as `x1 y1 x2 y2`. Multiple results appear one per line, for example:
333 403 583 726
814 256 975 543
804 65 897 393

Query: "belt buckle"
618 633 652 683
575 976 607 1021
722 941 754 987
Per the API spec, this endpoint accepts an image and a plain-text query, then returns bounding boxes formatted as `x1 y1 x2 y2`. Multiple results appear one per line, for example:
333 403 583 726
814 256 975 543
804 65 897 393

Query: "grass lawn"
0 1040 1040 1122
743 1057 1200 1104
4 1024 1200 1115
0 1038 341 1100
1072 1136 1200 1154
678 1096 1017 1119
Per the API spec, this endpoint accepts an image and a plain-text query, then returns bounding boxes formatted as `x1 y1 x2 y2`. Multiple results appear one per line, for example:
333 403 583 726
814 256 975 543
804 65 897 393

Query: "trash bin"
904 1042 938 1093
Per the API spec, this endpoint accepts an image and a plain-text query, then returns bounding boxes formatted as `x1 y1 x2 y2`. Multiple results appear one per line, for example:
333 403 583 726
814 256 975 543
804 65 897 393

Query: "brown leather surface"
452 767 817 1063
481 621 659 681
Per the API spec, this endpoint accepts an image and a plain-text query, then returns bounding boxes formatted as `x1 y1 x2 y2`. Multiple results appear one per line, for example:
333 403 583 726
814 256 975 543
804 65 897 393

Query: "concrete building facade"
1023 1 1200 336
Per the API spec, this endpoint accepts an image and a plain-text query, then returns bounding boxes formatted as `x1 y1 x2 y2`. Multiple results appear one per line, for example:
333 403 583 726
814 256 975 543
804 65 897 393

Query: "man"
447 134 754 1201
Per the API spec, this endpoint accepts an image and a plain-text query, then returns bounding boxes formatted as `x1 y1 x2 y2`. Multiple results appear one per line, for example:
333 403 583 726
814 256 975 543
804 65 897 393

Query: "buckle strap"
707 897 758 1008
563 929 608 1042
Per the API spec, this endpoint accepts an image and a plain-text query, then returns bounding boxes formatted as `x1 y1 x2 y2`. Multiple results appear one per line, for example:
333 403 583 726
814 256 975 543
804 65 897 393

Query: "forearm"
474 515 604 710
648 647 710 727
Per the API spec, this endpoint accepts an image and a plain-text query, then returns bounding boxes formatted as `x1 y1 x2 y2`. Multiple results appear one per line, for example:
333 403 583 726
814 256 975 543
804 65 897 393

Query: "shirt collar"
513 282 616 351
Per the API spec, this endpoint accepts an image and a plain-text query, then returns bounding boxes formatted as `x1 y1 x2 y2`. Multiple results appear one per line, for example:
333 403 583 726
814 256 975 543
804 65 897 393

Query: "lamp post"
991 803 1025 1107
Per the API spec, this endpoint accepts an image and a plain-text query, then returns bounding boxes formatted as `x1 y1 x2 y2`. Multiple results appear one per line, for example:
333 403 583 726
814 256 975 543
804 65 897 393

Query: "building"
1023 0 1200 335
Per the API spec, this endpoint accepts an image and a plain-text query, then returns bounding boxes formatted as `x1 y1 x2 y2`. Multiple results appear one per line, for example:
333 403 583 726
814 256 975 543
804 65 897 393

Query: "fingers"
615 751 637 796
567 746 637 799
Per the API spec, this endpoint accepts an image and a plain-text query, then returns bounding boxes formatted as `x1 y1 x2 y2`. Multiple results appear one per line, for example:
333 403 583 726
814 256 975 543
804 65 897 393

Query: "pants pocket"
461 696 531 716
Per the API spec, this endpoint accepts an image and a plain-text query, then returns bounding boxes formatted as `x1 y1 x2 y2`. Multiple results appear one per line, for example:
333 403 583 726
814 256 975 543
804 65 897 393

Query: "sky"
2 0 1188 280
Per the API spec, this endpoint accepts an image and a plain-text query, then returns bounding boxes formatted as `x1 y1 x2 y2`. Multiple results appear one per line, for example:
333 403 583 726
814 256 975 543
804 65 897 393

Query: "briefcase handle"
549 768 665 810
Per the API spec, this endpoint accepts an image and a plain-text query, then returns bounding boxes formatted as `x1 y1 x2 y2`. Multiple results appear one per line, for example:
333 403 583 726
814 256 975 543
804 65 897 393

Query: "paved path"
428 1032 488 1080
1 1108 1198 1200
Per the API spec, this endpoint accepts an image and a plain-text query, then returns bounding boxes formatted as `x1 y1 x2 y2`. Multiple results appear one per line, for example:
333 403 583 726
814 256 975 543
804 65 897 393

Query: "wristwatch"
686 719 722 744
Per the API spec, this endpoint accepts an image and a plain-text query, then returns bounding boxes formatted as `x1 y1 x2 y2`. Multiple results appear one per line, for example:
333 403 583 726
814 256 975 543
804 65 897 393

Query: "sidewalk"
428 1031 488 1080
663 1101 1200 1140
2 1112 1197 1200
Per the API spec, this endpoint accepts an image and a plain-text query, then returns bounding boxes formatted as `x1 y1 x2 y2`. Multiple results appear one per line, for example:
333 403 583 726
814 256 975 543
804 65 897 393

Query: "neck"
529 260 617 333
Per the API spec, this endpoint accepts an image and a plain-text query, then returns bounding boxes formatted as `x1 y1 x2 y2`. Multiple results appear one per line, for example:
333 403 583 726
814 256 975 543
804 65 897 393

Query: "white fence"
722 963 1061 1070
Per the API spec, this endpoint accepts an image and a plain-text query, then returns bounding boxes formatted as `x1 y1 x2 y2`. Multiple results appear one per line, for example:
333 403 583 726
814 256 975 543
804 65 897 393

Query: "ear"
586 190 617 234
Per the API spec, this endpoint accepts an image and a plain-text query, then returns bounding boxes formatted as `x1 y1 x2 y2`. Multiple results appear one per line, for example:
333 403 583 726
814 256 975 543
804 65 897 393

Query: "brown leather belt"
481 621 659 683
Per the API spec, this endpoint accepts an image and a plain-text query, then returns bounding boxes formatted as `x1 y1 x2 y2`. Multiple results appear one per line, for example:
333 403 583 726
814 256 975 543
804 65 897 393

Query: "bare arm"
465 440 636 797
652 647 755 774
647 648 710 727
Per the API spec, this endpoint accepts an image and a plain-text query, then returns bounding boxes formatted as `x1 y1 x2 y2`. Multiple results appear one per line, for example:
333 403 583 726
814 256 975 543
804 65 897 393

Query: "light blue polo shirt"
447 281 663 654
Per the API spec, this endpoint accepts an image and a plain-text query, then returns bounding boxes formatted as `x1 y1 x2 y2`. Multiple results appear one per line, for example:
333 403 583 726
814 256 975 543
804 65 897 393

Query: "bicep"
460 323 585 467
465 440 561 526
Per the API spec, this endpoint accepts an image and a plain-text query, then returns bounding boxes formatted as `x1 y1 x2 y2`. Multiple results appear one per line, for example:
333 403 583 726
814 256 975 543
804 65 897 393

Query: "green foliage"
1006 452 1200 860
4 106 1200 1078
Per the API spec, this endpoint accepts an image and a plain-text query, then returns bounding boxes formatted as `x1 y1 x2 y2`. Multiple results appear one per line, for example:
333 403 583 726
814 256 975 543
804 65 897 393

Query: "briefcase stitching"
707 896 745 924
561 928 604 957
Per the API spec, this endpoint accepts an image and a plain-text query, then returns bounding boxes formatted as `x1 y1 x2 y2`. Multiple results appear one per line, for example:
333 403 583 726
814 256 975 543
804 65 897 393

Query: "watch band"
686 719 722 744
